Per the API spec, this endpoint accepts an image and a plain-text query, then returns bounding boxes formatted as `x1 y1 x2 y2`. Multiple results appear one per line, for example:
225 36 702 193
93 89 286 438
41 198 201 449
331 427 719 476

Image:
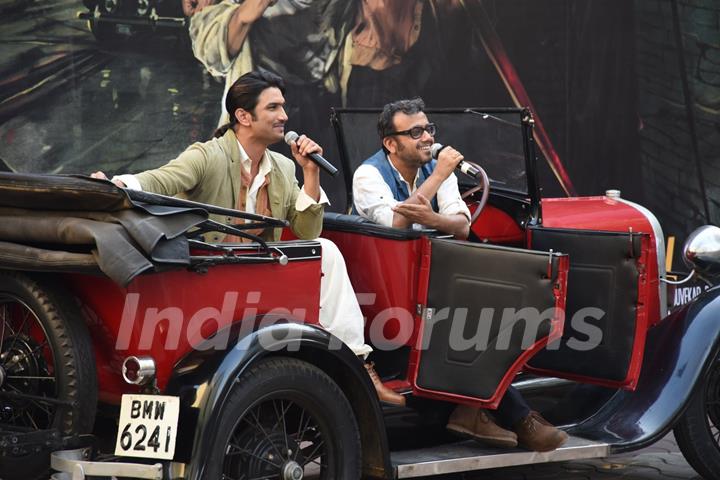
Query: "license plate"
114 394 180 460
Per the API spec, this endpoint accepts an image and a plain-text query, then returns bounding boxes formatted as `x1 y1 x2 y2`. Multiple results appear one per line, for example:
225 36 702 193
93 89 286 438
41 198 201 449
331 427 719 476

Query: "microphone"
431 143 481 178
284 131 339 176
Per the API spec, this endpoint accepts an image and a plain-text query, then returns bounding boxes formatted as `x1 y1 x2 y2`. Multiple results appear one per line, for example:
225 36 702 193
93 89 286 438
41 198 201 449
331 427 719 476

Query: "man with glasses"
353 98 471 239
352 98 568 452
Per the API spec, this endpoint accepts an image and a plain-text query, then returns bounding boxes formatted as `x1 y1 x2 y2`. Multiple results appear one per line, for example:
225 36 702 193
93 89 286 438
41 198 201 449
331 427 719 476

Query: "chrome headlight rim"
683 225 720 280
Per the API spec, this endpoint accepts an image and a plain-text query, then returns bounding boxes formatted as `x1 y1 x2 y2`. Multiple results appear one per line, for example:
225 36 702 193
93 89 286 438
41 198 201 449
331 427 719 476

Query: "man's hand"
227 0 277 56
90 171 126 188
289 134 322 173
434 146 464 179
393 194 438 226
394 193 469 239
289 134 322 202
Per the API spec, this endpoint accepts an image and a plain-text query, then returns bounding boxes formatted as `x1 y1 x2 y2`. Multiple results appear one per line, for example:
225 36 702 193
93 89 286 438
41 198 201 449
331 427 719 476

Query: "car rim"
222 397 334 480
0 295 59 430
705 358 720 450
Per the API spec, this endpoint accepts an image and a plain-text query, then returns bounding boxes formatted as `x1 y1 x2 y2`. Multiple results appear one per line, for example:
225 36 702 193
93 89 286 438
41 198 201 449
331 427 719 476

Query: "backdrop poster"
0 0 717 272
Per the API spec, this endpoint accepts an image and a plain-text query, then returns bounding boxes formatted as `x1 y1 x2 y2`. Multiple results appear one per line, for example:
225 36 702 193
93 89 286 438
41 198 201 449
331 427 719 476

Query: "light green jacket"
135 129 324 242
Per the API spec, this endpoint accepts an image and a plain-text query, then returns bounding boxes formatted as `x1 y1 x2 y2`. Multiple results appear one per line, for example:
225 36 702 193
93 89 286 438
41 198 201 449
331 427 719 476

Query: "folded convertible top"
0 173 207 285
0 172 135 211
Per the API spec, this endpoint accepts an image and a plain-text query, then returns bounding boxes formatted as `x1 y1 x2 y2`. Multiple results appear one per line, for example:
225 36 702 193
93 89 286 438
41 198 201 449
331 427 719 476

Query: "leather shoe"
514 411 569 452
446 405 518 448
365 362 405 406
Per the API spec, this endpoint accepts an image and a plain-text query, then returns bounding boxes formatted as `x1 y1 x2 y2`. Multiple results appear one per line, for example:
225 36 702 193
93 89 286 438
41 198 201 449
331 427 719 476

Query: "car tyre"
205 356 362 480
675 351 720 479
0 272 97 480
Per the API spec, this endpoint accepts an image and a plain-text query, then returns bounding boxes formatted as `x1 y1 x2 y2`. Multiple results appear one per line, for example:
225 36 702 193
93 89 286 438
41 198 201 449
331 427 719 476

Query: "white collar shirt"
353 154 470 229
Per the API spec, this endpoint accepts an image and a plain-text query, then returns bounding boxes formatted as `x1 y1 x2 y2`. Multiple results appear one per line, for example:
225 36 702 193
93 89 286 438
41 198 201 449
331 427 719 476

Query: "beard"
397 140 432 166
252 121 285 144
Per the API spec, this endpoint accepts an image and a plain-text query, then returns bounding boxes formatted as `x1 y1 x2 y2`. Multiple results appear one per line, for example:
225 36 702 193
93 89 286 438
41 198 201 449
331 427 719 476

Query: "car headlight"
683 225 720 279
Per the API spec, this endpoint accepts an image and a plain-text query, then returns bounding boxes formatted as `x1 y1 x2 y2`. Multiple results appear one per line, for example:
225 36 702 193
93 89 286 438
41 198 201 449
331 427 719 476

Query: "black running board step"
392 435 609 478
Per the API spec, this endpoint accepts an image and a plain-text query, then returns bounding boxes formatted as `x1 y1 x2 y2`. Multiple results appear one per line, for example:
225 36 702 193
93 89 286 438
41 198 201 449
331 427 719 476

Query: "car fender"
569 284 720 452
164 317 393 480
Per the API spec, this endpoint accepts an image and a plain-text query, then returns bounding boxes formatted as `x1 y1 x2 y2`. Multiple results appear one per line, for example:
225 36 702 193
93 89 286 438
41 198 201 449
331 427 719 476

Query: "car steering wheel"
459 161 490 225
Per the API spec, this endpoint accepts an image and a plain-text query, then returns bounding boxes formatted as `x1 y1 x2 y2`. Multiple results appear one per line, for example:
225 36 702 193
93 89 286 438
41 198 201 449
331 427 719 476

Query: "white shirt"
113 139 329 215
234 140 329 213
353 155 471 229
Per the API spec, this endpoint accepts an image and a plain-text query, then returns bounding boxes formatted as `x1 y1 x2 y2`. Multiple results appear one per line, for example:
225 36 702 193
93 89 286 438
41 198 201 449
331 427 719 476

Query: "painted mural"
0 0 717 271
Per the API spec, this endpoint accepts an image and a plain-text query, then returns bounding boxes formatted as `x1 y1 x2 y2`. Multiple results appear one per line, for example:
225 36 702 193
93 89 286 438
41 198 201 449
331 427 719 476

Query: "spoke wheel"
206 357 361 480
0 272 97 480
1 299 62 431
675 351 720 479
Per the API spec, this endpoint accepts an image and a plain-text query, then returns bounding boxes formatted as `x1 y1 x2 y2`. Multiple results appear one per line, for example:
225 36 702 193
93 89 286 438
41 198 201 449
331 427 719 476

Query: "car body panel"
468 203 525 244
325 221 570 409
64 253 321 399
542 196 665 326
322 229 425 349
409 240 569 408
569 285 720 452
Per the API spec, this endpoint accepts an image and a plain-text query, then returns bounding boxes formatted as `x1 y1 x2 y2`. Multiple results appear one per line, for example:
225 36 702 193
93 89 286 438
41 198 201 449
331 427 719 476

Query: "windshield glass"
334 108 529 195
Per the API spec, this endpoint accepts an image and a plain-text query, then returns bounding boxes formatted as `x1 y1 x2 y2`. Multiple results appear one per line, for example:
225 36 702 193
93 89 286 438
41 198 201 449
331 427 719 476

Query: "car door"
408 238 569 408
524 226 653 389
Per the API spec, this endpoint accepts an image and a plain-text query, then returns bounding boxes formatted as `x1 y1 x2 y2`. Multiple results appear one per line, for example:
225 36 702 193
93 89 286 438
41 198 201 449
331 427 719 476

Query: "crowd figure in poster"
181 0 479 127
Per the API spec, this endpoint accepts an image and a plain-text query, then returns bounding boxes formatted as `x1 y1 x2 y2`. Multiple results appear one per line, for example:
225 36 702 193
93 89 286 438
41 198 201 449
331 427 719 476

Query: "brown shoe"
364 362 405 406
447 405 518 448
514 411 569 452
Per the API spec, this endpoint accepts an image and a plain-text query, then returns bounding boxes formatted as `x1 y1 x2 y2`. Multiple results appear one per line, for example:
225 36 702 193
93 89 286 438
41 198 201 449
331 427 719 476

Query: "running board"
391 435 609 478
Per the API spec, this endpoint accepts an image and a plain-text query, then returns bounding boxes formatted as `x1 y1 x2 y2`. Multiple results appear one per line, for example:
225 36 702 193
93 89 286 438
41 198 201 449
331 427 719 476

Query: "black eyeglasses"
384 123 437 139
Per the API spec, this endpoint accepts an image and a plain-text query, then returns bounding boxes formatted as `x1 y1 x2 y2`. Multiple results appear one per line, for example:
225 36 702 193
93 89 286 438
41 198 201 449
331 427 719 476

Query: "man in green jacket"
92 70 405 406
95 75 324 243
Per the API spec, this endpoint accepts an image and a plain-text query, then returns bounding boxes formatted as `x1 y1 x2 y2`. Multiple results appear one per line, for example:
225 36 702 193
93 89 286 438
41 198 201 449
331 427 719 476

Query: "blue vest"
353 150 439 214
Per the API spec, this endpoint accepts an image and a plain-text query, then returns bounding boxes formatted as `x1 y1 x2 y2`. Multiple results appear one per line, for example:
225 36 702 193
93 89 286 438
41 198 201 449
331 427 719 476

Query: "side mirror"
683 225 720 281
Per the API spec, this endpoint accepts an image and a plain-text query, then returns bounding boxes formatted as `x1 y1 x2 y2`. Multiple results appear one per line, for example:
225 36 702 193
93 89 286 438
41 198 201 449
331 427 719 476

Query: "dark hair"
213 70 286 138
377 98 426 139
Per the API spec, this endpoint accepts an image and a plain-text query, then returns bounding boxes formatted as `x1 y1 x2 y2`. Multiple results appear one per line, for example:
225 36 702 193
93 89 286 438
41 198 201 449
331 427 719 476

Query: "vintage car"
0 108 719 480
78 0 186 43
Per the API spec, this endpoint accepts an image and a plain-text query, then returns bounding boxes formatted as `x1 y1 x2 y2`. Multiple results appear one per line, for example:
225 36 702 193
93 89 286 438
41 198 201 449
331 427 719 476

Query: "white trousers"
317 238 373 357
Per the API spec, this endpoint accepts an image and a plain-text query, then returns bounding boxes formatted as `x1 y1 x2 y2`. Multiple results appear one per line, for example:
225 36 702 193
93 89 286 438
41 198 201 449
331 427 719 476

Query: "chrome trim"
168 462 186 479
393 436 610 478
50 448 163 479
615 197 668 315
273 255 320 262
683 225 720 280
512 376 574 391
662 270 696 285
122 355 156 385
281 460 303 480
